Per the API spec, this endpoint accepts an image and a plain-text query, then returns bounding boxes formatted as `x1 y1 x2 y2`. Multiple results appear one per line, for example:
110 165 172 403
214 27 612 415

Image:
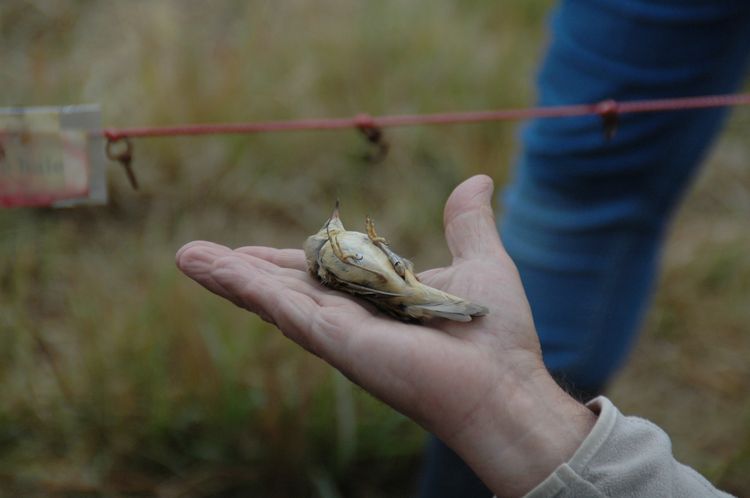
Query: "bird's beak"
331 199 340 221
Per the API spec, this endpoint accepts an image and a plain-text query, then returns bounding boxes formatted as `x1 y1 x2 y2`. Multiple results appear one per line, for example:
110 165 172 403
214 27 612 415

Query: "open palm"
177 176 590 496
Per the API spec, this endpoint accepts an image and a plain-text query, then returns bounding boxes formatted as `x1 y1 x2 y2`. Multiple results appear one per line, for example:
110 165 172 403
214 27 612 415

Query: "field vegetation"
1 1 748 496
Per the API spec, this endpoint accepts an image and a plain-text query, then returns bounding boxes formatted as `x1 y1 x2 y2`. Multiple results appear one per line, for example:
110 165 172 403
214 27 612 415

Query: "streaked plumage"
303 203 489 323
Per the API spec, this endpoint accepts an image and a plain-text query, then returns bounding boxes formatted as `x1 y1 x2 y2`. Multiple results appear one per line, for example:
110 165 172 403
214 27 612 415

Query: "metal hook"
105 137 138 190
596 99 619 140
354 113 389 163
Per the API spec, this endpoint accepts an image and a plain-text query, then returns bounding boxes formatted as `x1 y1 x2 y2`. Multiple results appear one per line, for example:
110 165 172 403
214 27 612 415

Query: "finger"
228 249 322 288
443 175 504 261
176 241 240 300
178 247 259 312
218 253 343 305
234 246 307 271
210 255 360 359
176 240 231 264
178 241 336 309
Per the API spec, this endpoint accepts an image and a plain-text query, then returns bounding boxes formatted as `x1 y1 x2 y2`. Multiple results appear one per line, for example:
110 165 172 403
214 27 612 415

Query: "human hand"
176 175 595 497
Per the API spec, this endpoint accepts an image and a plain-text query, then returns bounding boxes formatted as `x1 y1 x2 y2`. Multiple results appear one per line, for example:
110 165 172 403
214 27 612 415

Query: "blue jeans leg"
502 0 750 391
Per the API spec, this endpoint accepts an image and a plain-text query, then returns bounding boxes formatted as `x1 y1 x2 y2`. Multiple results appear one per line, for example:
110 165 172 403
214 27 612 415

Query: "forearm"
446 368 597 497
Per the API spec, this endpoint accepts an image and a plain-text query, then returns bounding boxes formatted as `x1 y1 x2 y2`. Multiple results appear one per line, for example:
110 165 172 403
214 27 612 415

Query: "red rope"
99 93 750 141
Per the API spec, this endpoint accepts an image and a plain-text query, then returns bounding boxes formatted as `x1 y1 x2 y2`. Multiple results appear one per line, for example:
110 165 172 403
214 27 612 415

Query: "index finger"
234 246 307 271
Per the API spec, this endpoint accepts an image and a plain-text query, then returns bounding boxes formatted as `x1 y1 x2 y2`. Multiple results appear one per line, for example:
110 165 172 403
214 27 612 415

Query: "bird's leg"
365 216 388 244
366 216 409 277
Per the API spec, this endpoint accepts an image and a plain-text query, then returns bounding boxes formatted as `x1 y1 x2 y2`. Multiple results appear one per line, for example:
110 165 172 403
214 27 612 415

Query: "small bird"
303 202 489 323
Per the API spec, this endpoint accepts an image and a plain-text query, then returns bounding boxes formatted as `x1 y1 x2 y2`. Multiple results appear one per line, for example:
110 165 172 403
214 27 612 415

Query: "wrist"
446 363 597 497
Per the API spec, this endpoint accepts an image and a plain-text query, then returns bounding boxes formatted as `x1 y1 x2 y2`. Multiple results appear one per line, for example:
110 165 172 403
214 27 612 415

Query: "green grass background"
1 1 749 496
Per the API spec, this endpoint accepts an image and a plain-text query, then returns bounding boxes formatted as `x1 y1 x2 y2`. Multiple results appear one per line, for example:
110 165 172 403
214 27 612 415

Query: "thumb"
444 174 504 261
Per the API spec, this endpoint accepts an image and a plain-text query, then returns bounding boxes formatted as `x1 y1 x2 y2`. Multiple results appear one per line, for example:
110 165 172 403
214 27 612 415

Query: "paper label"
0 105 107 207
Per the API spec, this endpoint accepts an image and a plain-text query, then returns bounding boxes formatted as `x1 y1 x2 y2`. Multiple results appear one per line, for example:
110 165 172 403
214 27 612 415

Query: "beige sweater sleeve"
522 396 734 498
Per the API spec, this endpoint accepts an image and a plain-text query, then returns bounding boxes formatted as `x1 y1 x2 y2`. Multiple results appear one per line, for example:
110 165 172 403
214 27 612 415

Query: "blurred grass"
1 1 749 496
